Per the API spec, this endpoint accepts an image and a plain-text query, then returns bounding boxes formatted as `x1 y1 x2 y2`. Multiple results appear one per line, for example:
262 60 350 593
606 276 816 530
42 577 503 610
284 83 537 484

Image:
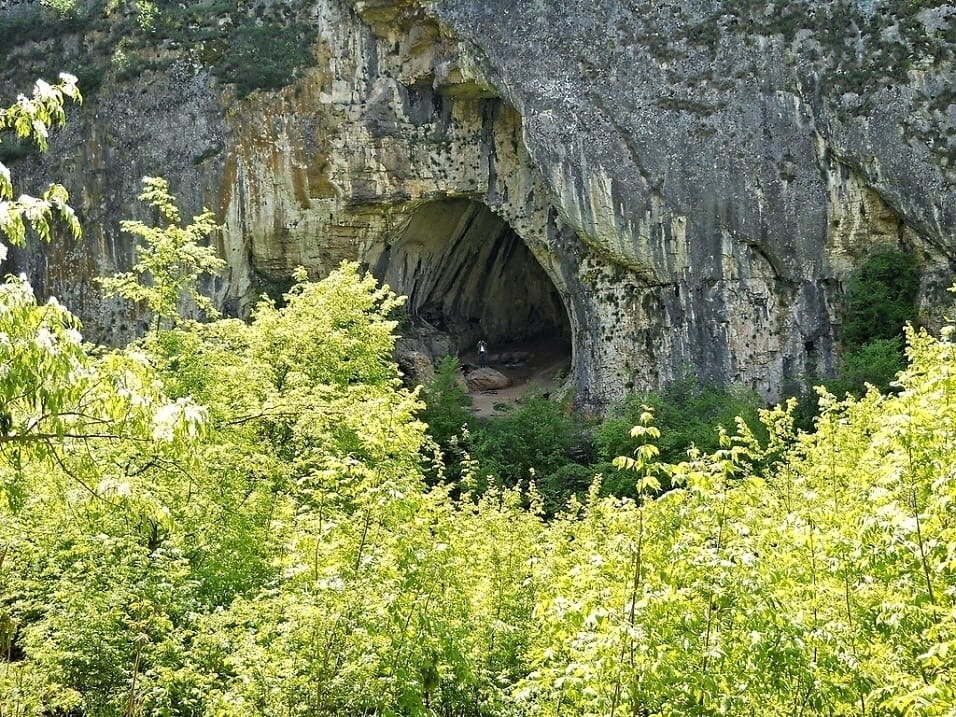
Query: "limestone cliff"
1 0 953 408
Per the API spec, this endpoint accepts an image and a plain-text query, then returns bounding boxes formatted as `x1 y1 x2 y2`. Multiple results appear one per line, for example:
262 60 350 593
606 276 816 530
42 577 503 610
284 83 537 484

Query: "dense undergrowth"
424 246 919 513
3 79 955 717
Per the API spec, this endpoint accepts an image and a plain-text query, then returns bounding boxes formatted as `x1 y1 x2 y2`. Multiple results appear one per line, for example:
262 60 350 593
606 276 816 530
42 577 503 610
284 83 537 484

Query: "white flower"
17 274 34 296
152 403 180 441
152 398 208 441
34 79 53 99
180 399 208 437
35 327 56 353
97 477 131 497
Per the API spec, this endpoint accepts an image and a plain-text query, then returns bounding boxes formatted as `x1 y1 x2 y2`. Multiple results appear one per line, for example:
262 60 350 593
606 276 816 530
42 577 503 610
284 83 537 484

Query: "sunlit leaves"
7 272 956 715
97 176 225 331
0 76 81 154
0 75 81 254
514 320 956 716
0 285 214 715
251 261 405 391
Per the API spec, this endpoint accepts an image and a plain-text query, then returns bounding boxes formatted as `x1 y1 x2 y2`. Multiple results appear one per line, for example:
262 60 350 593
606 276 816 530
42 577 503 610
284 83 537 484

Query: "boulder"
396 349 435 385
465 367 512 391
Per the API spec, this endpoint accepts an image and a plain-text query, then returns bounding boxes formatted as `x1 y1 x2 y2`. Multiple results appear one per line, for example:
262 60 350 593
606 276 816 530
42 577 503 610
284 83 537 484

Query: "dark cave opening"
373 199 571 359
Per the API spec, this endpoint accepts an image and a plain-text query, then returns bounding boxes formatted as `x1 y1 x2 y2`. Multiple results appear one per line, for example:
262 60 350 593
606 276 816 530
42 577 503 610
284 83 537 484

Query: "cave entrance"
374 199 571 382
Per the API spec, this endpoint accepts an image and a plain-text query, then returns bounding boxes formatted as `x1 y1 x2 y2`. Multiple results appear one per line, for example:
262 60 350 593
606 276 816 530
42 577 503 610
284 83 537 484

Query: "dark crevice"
376 199 571 349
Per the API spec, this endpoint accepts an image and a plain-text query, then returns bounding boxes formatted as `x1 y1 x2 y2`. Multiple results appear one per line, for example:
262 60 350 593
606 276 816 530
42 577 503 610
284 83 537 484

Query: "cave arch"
373 199 571 355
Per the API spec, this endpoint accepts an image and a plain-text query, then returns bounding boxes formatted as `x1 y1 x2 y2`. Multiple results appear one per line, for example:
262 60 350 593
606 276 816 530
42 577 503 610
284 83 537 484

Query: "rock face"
1 0 953 409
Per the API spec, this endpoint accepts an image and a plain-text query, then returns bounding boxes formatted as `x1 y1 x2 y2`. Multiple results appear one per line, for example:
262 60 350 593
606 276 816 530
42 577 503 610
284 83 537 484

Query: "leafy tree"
785 251 920 422
0 79 200 471
536 461 603 513
40 0 77 15
516 322 956 715
828 334 907 397
418 356 472 485
0 74 81 257
0 86 213 716
419 356 472 450
126 265 539 716
98 176 224 332
0 283 213 715
251 263 406 391
842 249 920 348
595 373 766 465
467 392 579 493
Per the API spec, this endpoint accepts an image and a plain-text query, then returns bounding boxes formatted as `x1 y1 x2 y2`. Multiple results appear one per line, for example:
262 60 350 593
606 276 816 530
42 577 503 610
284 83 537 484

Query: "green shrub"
595 374 766 465
0 10 78 57
827 335 907 397
788 250 920 418
1 1 318 98
467 393 579 492
72 62 106 95
596 460 640 499
537 462 604 514
212 21 315 97
842 250 919 349
420 356 472 451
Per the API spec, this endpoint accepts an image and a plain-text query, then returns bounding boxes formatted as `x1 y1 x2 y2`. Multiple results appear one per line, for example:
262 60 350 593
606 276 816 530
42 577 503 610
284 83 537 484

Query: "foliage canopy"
0 74 81 257
97 176 225 331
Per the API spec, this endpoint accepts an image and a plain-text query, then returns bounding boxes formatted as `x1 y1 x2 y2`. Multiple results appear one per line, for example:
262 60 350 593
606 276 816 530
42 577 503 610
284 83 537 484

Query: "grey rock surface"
395 347 436 385
1 0 952 409
422 0 955 403
465 367 512 391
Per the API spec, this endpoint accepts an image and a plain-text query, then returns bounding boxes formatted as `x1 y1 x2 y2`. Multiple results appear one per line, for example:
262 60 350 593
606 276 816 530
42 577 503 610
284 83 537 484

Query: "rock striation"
1 0 953 409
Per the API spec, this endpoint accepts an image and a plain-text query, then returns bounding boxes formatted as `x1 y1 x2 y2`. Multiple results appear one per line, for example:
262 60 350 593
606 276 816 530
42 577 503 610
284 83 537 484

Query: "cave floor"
463 336 571 418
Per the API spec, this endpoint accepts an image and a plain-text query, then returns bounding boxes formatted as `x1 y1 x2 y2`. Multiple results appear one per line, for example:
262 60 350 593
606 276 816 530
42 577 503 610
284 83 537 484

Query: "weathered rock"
465 367 512 391
395 347 435 385
1 0 952 411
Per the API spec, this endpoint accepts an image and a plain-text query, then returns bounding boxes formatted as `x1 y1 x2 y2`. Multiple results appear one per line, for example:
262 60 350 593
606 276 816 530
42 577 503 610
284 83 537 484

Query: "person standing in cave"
477 339 488 367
